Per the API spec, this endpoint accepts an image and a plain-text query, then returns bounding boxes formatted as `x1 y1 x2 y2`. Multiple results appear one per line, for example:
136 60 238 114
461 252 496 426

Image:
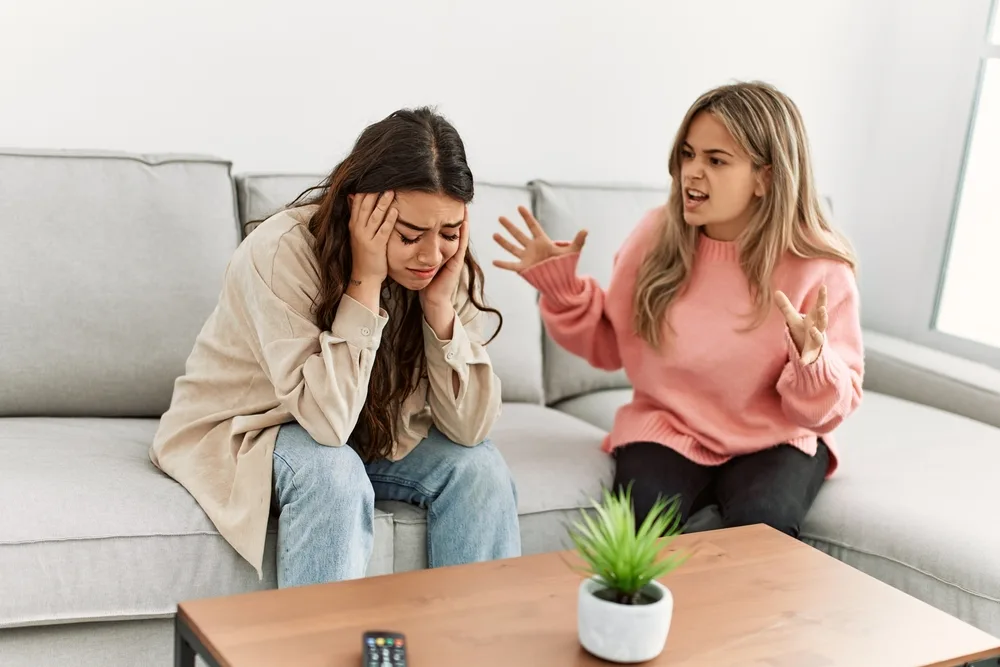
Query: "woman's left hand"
419 208 469 336
775 284 828 365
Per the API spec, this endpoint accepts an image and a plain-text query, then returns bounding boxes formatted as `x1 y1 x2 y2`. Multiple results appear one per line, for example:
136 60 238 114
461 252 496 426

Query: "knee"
273 424 372 503
722 497 803 537
445 441 517 505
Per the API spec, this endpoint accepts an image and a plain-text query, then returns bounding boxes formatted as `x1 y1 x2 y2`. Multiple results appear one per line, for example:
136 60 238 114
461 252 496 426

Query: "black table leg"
174 612 222 667
174 615 196 667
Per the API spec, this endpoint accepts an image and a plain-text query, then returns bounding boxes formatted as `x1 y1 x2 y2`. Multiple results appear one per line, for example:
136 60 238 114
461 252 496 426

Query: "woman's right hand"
349 191 397 285
492 206 587 273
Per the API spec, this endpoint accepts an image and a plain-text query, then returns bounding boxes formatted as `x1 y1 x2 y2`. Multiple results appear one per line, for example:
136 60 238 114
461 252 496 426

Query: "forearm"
345 277 382 314
521 253 622 371
423 302 456 342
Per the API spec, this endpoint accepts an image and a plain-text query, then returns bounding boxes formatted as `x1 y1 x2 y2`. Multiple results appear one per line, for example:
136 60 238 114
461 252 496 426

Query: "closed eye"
442 233 459 242
399 233 420 245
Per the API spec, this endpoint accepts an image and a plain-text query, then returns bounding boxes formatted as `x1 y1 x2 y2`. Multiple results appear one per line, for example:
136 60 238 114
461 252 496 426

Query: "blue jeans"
271 423 521 588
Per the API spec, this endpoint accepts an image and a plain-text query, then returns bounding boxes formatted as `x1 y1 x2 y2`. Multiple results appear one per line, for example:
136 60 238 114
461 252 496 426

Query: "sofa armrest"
862 330 1000 428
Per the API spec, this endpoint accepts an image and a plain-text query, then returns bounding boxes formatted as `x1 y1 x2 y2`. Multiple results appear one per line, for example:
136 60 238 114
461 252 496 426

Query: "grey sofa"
2 149 999 666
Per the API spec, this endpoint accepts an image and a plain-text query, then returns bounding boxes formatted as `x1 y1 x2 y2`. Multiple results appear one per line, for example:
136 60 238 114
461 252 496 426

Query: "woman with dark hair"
150 107 520 588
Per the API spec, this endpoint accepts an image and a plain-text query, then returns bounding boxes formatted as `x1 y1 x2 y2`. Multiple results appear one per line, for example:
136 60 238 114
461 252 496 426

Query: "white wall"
0 0 879 204
5 0 995 364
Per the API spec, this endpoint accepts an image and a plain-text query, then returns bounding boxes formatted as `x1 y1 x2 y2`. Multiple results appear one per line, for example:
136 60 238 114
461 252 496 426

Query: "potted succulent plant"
567 484 688 663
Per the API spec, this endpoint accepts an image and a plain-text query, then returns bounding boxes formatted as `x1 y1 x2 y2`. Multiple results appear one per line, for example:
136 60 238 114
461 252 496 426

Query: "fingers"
456 207 470 258
816 284 828 311
809 326 824 346
366 191 395 234
815 305 829 334
492 259 522 273
498 215 531 246
493 233 523 258
570 229 588 252
518 205 547 239
349 192 363 229
357 193 378 231
774 290 801 326
373 206 398 243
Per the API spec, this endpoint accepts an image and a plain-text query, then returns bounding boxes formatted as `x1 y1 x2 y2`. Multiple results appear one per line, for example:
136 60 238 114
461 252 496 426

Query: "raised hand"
775 285 828 365
492 206 587 273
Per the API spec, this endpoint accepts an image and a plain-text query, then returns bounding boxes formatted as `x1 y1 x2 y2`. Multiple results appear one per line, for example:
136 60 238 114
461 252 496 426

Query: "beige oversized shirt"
150 205 502 576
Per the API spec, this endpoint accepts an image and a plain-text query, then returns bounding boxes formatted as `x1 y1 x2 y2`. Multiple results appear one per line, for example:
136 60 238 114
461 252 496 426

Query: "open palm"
775 285 829 365
492 206 587 273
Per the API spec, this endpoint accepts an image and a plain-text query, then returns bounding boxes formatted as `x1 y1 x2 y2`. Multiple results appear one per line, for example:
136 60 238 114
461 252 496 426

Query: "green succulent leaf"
567 482 688 603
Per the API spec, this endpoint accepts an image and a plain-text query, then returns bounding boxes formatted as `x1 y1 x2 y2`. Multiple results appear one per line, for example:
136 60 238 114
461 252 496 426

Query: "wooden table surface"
178 525 1000 666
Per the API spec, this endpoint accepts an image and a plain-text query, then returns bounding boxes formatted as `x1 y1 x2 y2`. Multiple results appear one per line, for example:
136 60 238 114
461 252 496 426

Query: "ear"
754 165 772 197
347 194 355 206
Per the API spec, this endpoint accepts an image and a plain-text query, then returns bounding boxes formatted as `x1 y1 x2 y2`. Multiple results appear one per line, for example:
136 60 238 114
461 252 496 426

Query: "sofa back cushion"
234 174 545 404
0 149 240 416
530 180 669 405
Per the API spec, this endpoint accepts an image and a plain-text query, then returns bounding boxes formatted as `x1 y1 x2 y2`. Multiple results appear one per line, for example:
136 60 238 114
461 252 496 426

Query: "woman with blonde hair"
493 81 863 536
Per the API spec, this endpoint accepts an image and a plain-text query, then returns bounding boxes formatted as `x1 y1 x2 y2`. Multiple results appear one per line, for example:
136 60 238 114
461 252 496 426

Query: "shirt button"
445 350 455 360
361 327 371 336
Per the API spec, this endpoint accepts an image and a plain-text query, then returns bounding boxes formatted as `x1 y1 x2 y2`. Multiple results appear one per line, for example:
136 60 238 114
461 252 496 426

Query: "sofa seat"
383 403 614 572
555 389 1000 635
803 392 1000 635
0 405 612 630
0 418 394 629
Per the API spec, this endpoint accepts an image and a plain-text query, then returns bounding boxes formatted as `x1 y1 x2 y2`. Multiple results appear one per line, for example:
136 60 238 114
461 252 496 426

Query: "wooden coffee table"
175 525 1000 666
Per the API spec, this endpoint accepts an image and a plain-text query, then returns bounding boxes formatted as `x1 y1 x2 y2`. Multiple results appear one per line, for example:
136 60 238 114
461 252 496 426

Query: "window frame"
910 0 1000 366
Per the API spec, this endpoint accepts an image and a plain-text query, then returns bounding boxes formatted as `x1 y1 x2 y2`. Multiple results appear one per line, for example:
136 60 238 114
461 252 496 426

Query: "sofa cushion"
529 181 667 404
553 388 633 432
800 392 1000 635
235 174 545 404
0 418 393 629
235 173 326 237
383 403 613 572
0 149 241 417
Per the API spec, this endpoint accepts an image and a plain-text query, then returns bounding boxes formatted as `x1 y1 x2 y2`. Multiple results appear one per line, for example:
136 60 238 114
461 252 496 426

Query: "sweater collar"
696 232 740 262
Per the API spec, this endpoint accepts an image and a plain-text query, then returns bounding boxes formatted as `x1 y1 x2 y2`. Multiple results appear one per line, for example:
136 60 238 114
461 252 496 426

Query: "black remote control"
361 630 407 667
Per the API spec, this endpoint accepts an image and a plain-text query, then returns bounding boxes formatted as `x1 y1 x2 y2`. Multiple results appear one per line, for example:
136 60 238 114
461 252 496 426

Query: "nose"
685 163 705 181
417 237 443 266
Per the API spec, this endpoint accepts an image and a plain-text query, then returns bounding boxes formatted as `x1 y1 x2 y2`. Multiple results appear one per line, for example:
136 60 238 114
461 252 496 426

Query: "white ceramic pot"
577 577 673 663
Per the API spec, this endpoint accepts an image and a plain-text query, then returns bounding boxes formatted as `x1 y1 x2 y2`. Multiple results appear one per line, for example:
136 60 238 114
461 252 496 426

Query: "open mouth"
684 188 709 209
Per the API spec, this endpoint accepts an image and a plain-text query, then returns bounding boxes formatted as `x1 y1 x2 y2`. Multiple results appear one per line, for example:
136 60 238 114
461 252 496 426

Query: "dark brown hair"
282 107 500 462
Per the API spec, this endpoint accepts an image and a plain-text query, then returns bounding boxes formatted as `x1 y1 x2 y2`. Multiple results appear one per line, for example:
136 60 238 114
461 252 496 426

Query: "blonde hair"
633 81 857 348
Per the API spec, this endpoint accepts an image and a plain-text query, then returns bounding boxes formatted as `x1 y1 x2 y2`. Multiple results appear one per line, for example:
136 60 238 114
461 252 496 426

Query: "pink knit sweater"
521 207 864 476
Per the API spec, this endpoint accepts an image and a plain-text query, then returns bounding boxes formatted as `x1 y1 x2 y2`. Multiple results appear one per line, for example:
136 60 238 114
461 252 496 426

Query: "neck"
701 218 748 242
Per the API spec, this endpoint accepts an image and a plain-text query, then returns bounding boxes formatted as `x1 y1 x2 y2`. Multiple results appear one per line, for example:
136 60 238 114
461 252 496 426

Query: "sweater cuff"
519 253 587 307
329 294 389 350
783 327 840 392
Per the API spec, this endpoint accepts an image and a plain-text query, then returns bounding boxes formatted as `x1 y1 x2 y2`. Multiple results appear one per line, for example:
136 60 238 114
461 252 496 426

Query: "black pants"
612 440 830 538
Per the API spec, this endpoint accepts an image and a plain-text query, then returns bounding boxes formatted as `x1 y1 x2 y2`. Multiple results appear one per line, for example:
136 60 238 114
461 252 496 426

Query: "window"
935 4 1000 347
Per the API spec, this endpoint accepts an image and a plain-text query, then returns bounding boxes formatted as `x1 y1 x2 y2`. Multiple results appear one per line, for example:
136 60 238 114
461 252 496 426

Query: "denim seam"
366 473 438 501
271 450 299 567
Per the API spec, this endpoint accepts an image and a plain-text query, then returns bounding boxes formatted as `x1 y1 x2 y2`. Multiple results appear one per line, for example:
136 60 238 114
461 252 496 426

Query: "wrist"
345 277 382 314
423 302 456 340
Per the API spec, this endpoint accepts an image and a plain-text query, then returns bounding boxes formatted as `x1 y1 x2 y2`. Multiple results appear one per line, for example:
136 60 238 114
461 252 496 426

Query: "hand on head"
492 206 587 273
419 207 470 312
348 191 397 285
